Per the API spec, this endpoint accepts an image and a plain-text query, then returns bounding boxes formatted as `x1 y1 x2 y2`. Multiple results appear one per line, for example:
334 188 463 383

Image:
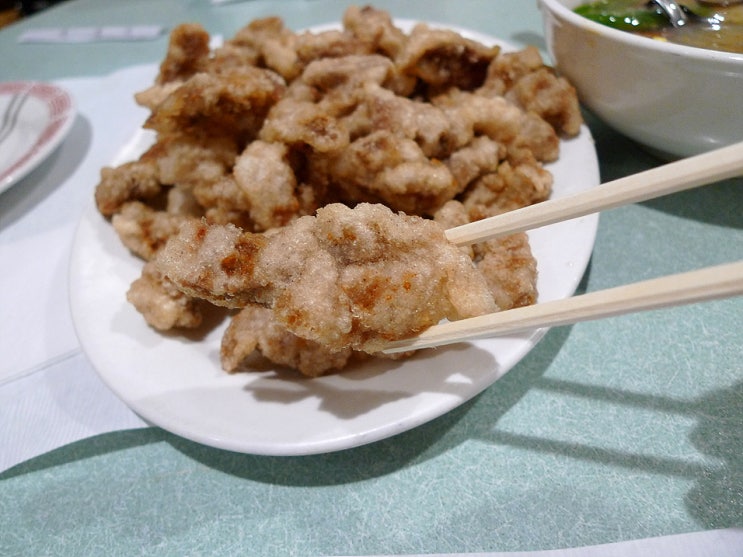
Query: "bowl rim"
538 0 743 63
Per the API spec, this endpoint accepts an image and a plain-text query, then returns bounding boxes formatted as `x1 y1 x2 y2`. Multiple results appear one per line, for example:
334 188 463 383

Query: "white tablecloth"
0 68 157 470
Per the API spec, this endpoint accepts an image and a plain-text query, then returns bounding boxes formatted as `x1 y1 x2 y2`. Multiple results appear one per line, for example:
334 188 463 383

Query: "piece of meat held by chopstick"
220 304 358 377
156 202 497 354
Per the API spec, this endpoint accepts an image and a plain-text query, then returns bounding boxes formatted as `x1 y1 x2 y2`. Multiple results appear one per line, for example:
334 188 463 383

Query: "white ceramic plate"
70 23 600 456
0 81 76 194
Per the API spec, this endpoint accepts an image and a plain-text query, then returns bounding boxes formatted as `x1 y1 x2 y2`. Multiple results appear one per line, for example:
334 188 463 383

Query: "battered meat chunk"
166 184 203 218
151 133 238 190
134 23 212 110
229 16 299 78
259 96 351 153
233 140 303 230
112 201 194 261
156 23 211 85
221 305 356 377
299 53 398 101
475 233 538 310
434 89 560 162
345 82 473 159
294 29 372 73
342 5 409 59
397 23 500 91
434 200 538 310
127 261 204 331
321 130 458 215
446 136 504 191
95 158 162 217
482 46 583 136
144 67 286 145
134 81 183 112
94 6 588 376
156 203 497 354
461 156 553 220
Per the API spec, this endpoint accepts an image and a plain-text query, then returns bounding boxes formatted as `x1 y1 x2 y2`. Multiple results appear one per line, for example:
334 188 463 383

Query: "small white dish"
69 24 600 456
0 81 76 195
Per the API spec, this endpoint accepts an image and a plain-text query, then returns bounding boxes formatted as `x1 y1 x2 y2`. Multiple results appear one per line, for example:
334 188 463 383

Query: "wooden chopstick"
383 143 743 353
382 260 743 354
445 140 743 246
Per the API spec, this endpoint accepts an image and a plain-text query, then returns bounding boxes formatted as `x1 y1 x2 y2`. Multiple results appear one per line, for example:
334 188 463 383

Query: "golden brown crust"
221 305 355 377
156 23 212 85
126 261 204 331
156 203 497 354
93 6 584 376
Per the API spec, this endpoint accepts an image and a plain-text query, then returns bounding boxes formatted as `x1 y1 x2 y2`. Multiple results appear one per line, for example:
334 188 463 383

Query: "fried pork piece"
434 89 560 162
94 131 237 220
188 140 307 232
127 261 204 331
135 23 212 109
434 200 538 310
294 29 371 71
156 203 497 354
301 53 393 93
259 96 351 153
230 16 372 81
166 184 203 217
221 304 412 377
397 23 500 91
112 201 194 261
480 45 544 95
257 55 394 152
221 305 355 377
318 130 458 216
233 140 301 231
230 16 301 79
192 176 252 229
445 135 504 191
345 82 474 159
113 201 205 331
156 23 211 84
342 5 408 60
461 155 553 220
482 46 583 137
151 133 238 189
209 42 261 75
94 158 162 217
144 67 286 145
475 233 538 310
506 67 583 137
298 51 414 99
134 81 183 112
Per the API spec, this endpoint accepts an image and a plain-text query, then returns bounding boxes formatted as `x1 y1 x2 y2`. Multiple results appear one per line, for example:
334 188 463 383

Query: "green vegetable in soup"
574 0 743 53
574 0 667 32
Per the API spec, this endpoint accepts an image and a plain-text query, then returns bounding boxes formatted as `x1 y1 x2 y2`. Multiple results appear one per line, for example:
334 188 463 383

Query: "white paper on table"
335 528 743 557
0 65 156 384
18 26 165 43
0 351 146 472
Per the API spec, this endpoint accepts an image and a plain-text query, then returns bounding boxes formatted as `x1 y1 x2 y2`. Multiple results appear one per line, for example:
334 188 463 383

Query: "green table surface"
1 1 741 556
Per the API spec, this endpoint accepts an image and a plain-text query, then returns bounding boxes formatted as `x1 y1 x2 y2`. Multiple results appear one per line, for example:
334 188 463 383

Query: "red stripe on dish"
0 82 74 185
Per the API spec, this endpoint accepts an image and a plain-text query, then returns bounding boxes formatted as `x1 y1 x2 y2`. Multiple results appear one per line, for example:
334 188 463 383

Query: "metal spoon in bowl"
651 0 692 26
650 0 743 28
